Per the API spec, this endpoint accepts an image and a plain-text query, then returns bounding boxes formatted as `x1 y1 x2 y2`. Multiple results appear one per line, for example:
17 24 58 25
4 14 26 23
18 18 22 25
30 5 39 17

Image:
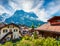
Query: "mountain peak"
14 10 25 14
14 10 38 18
5 10 44 27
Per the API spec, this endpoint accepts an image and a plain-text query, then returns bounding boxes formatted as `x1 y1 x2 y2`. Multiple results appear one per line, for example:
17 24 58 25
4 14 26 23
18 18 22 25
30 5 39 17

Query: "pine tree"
31 23 34 29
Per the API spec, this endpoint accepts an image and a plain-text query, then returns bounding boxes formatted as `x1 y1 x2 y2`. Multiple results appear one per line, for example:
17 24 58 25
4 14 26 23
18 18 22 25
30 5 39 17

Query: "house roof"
0 23 6 28
35 23 60 33
48 16 60 22
0 23 20 29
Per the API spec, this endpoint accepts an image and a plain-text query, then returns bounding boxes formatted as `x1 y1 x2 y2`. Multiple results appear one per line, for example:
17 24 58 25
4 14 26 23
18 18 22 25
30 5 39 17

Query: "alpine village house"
35 16 60 38
0 23 21 42
0 23 30 43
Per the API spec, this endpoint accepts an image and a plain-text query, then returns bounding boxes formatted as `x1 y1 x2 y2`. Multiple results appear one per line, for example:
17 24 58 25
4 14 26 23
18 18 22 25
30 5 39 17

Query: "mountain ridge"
0 10 45 27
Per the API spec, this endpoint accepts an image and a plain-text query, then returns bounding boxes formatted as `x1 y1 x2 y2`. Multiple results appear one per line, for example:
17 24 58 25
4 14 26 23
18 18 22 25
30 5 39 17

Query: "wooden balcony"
50 22 60 25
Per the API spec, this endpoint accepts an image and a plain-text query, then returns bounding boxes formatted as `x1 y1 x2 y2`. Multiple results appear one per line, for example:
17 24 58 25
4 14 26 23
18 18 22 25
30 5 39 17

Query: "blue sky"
0 0 60 22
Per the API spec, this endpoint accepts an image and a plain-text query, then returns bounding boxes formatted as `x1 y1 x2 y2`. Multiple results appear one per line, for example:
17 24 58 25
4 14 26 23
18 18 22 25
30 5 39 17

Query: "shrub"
16 40 33 46
3 42 13 46
0 44 2 46
1 35 60 46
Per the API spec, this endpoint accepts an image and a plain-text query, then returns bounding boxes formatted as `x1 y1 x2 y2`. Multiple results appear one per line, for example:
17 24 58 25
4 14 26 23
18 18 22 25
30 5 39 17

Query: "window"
23 31 28 34
14 29 18 32
3 29 8 33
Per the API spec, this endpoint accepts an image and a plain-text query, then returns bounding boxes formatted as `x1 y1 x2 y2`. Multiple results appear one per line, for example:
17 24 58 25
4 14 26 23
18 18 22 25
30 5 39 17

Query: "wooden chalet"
35 16 60 38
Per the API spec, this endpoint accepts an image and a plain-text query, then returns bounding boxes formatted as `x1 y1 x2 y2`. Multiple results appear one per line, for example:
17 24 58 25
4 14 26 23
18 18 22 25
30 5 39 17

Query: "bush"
3 42 13 46
1 35 60 46
0 44 2 46
16 40 33 46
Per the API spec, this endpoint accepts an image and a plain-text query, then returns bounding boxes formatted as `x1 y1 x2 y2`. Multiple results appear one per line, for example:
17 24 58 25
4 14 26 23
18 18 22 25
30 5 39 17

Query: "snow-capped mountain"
0 10 45 27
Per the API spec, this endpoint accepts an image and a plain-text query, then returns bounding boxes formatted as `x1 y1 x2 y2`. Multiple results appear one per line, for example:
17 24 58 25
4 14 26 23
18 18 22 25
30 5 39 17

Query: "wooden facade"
35 16 60 38
48 16 60 25
37 30 60 38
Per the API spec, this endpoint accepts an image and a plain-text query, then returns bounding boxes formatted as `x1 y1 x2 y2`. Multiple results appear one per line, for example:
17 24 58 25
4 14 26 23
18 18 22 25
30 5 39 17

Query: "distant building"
35 16 60 38
0 23 21 42
20 26 30 36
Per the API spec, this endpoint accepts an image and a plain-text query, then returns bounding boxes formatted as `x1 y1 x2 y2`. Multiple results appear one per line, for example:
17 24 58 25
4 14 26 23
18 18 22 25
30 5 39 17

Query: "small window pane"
14 29 18 32
3 29 8 33
23 31 27 34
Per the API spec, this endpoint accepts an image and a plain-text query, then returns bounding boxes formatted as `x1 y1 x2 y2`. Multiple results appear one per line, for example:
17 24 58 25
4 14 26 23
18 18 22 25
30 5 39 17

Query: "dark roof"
0 23 20 29
48 16 60 22
8 23 20 28
0 23 6 28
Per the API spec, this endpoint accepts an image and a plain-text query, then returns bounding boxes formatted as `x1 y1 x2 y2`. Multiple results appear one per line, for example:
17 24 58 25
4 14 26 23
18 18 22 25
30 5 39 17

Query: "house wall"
12 27 20 39
0 25 20 40
0 27 9 39
38 30 60 38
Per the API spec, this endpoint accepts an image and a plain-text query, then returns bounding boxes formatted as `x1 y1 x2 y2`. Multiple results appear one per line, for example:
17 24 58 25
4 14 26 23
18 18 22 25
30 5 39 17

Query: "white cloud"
46 1 60 15
0 5 8 15
31 1 60 22
0 0 60 22
9 1 21 11
20 0 33 12
9 0 43 12
9 0 33 12
0 5 12 15
0 5 13 22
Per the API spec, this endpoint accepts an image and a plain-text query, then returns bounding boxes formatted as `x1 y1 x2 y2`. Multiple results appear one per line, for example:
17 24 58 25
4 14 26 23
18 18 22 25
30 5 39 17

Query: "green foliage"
33 31 38 39
23 35 31 40
0 44 2 46
1 35 60 46
3 42 13 46
31 23 34 29
17 40 32 46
